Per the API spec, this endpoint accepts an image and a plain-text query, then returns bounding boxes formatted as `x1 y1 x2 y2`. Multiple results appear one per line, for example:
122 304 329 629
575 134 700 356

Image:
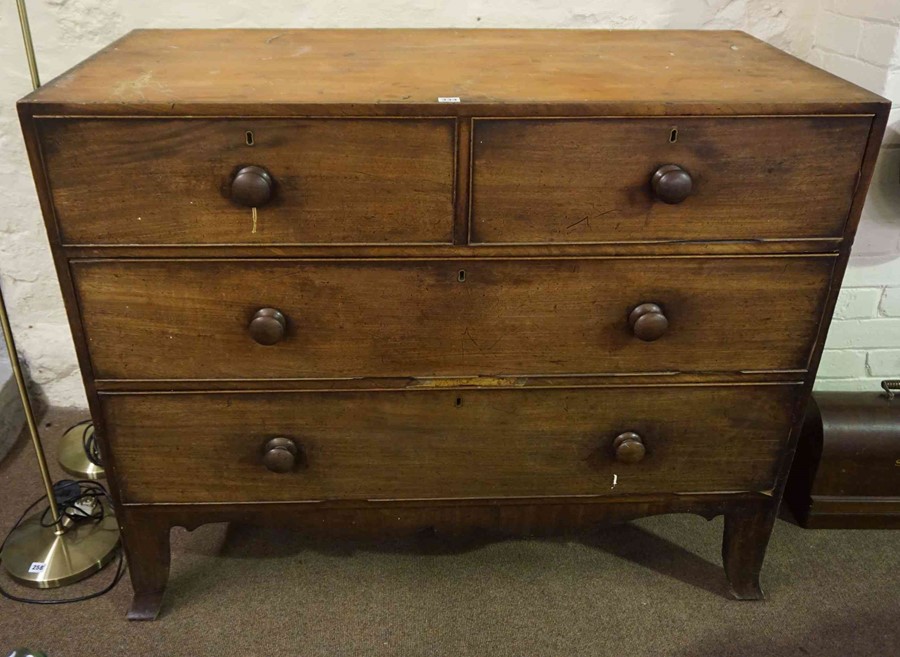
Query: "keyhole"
455 397 463 407
669 128 678 143
245 131 255 146
457 270 466 282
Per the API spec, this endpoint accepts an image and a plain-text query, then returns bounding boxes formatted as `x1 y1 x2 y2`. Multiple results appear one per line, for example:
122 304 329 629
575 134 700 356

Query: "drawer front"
471 117 871 243
73 257 832 380
39 119 455 245
102 386 798 503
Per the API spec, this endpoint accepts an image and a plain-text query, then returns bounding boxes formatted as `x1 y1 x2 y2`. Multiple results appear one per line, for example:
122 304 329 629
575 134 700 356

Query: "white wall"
809 1 900 391
0 0 891 408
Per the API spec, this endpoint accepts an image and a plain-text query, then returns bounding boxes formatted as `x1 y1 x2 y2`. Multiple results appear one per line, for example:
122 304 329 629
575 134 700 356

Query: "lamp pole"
16 0 41 88
7 0 61 534
0 285 62 535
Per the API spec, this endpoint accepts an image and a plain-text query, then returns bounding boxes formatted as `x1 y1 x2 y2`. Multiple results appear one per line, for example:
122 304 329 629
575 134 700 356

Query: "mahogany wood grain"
453 118 472 245
722 504 776 599
471 117 871 243
100 385 797 504
118 507 170 621
18 30 884 117
17 109 137 517
39 118 455 245
71 256 834 380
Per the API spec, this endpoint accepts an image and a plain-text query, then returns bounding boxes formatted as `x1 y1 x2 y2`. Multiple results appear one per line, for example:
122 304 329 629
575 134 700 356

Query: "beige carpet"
0 407 898 657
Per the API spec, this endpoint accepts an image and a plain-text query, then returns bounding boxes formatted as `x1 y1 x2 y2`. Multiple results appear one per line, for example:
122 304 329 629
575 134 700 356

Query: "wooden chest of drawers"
18 29 888 619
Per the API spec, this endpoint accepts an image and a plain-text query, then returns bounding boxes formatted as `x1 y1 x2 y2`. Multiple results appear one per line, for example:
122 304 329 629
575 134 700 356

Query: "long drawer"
101 385 799 503
39 118 456 245
71 256 834 380
471 117 871 243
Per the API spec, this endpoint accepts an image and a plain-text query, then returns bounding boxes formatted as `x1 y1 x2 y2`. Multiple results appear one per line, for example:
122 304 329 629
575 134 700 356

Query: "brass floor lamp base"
1 498 119 588
58 421 105 480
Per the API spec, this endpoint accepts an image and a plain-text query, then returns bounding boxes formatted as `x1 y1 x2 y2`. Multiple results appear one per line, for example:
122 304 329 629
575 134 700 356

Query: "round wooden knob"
231 165 274 207
629 303 668 342
651 164 693 204
261 436 300 473
248 308 286 345
613 432 646 464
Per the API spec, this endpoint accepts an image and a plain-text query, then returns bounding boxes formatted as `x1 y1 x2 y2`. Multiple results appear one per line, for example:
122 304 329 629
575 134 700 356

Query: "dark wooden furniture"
786 386 900 528
17 29 889 619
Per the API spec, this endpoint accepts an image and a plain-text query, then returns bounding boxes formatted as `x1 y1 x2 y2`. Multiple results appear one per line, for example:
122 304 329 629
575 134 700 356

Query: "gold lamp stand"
0 0 119 589
58 421 105 480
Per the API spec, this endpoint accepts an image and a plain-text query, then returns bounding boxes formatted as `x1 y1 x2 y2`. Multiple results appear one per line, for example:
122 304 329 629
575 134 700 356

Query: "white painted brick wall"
878 287 900 315
815 11 860 56
858 22 899 65
825 320 900 349
811 2 900 392
816 349 868 378
833 288 882 319
868 350 900 376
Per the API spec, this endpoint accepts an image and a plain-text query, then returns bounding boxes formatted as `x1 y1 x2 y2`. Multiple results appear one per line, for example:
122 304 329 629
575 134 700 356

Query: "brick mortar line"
825 11 900 29
811 44 892 68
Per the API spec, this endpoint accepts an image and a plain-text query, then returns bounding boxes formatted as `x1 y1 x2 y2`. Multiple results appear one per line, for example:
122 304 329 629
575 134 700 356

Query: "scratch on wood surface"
566 216 590 231
462 327 502 353
565 209 617 231
408 376 527 389
111 71 171 100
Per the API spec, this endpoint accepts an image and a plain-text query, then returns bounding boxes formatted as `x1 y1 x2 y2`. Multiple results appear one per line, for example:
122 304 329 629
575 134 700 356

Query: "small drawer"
101 385 799 503
71 256 833 381
471 117 871 244
38 118 456 245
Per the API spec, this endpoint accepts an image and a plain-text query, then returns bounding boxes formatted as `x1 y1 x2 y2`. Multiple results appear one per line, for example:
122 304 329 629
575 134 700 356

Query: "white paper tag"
28 562 47 574
438 96 461 103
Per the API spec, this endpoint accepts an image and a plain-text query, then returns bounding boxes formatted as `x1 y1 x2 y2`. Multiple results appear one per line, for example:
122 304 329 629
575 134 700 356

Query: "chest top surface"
19 29 885 116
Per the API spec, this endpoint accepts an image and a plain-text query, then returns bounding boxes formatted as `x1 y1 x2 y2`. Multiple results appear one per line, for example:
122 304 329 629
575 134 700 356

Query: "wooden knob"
248 308 286 345
613 432 646 464
629 303 668 342
651 164 693 204
231 165 273 207
261 436 300 473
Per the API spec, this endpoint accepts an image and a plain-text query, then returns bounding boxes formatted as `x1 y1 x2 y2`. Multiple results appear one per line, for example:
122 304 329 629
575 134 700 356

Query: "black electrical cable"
39 480 107 528
63 419 102 467
83 425 101 466
0 481 125 605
